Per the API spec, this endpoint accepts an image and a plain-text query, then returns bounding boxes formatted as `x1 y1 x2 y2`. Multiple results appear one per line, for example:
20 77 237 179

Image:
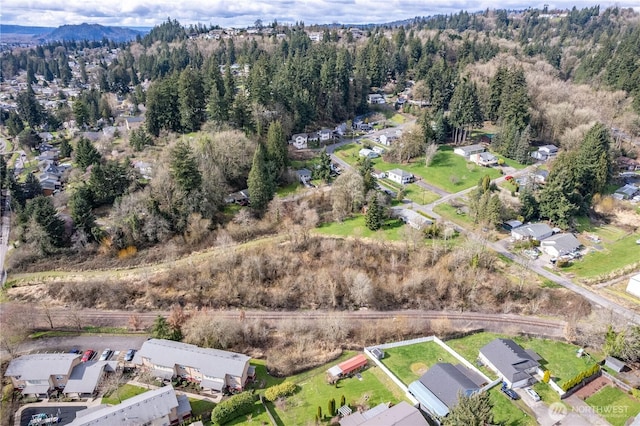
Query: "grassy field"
227 400 272 425
445 332 601 388
433 202 475 227
564 231 640 279
314 214 407 241
101 384 147 405
335 144 501 192
585 386 640 426
489 388 536 426
274 352 403 425
380 341 460 385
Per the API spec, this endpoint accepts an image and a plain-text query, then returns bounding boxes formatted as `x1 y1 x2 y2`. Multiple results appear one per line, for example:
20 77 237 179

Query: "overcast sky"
2 1 639 28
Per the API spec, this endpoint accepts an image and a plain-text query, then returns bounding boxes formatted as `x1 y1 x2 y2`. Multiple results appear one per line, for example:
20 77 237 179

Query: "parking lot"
21 405 87 426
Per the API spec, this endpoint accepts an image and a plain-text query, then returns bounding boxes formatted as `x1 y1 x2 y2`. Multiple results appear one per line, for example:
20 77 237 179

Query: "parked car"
99 349 113 361
81 349 95 362
69 348 81 354
501 382 519 400
525 387 541 401
124 349 136 362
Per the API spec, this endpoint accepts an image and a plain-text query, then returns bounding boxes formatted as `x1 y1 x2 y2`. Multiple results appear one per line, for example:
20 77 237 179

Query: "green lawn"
276 182 304 197
315 214 407 241
564 232 640 279
226 400 272 425
585 386 640 426
492 153 529 171
189 398 216 425
335 144 501 192
433 202 475 227
445 332 601 388
101 384 147 405
380 341 460 385
274 352 403 425
489 388 536 426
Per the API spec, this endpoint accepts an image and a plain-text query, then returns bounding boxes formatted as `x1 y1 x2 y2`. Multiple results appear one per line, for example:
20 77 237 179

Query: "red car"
81 349 95 362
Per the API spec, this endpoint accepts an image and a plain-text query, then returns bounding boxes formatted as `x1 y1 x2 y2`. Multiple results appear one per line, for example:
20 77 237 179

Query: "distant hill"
0 25 53 35
42 23 142 42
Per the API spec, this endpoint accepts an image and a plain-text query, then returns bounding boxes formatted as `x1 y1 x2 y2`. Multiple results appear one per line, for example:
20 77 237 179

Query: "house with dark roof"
5 354 81 397
408 363 485 419
133 339 253 392
69 385 191 425
540 233 581 257
479 338 541 388
340 401 428 426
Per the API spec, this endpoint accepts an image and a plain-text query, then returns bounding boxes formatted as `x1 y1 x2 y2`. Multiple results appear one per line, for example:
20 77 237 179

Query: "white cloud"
2 1 639 28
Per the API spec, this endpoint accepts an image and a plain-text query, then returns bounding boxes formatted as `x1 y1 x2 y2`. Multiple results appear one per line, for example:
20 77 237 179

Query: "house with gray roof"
540 233 581 257
408 363 485 419
5 353 81 397
511 223 554 241
69 385 191 425
63 361 118 398
133 339 253 392
479 338 541 388
340 401 428 426
453 144 485 159
387 169 414 185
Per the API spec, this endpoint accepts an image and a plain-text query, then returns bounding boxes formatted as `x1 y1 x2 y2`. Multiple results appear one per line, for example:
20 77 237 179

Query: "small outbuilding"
327 354 368 382
604 356 627 373
626 273 640 298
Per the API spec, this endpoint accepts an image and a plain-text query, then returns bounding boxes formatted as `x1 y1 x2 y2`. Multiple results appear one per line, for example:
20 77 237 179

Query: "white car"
525 387 541 402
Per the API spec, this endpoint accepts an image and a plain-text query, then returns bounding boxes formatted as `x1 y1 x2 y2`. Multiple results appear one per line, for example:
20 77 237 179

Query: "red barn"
327 354 368 382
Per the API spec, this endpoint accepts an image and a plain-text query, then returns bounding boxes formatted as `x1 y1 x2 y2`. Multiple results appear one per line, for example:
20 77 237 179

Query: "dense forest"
1 7 639 270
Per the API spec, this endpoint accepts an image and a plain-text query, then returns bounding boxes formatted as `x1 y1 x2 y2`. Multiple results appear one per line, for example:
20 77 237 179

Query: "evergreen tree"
59 138 73 158
23 173 43 200
519 189 539 222
88 161 131 206
178 67 206 133
129 128 153 152
69 186 97 239
248 143 274 212
24 196 67 251
266 120 288 180
574 123 612 203
443 391 493 426
75 137 102 170
513 125 532 165
170 141 202 193
488 66 507 122
358 157 376 193
316 148 332 182
365 195 384 231
16 85 44 128
498 67 530 131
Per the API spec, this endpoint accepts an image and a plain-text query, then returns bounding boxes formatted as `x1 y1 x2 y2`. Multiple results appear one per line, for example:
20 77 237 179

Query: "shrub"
561 364 600 392
210 391 256 425
264 381 297 402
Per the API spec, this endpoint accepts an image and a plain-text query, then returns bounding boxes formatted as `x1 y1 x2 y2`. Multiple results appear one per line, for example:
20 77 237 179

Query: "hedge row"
210 391 256 425
264 381 297 402
562 364 601 391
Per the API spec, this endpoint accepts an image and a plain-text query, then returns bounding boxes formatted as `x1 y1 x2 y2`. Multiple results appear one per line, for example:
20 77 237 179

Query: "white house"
379 134 397 146
453 144 485 159
367 94 385 104
359 148 379 159
387 169 413 185
531 145 558 161
319 129 333 141
626 273 640 298
372 146 385 155
479 339 541 389
290 133 308 149
540 233 581 257
470 152 498 167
